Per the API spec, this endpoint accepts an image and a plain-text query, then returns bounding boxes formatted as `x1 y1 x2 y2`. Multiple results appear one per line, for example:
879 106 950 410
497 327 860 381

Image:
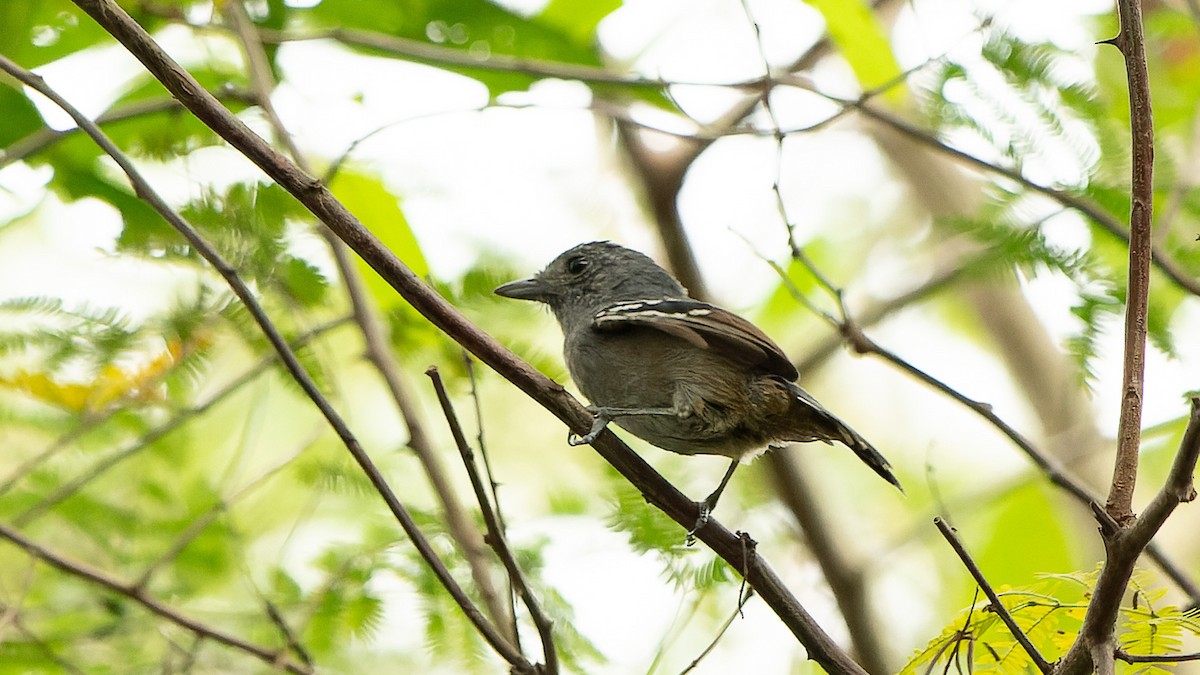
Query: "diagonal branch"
62 2 868 671
0 51 528 672
221 0 516 639
0 89 257 169
804 92 1200 298
764 221 1200 609
933 518 1053 674
427 367 559 673
256 27 751 89
0 521 311 674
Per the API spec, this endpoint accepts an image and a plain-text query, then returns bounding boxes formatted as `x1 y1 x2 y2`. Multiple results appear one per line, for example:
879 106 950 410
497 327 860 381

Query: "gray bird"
496 241 900 535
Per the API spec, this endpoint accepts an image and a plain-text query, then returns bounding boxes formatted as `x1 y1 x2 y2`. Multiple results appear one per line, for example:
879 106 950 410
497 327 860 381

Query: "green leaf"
605 474 734 591
297 0 615 96
0 1 110 68
329 169 428 312
0 84 46 148
538 0 621 47
804 0 903 99
978 481 1077 587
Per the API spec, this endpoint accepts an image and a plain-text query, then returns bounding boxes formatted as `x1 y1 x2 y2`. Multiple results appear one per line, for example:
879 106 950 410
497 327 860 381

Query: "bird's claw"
567 412 610 446
685 501 713 546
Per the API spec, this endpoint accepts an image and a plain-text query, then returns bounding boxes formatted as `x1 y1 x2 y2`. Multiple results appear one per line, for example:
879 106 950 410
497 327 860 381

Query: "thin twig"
427 367 558 673
922 587 980 675
0 89 257 168
784 88 1200 298
462 352 520 641
12 317 351 525
763 224 1200 605
0 51 528 671
256 27 760 90
265 601 314 667
933 518 1052 674
1133 396 1200 535
0 604 89 675
464 354 507 534
222 1 518 639
732 10 894 663
0 521 311 674
678 588 756 675
1116 649 1200 664
132 437 315 589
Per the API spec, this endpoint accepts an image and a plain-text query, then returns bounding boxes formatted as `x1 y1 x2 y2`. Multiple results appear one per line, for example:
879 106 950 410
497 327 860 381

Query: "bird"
495 241 900 536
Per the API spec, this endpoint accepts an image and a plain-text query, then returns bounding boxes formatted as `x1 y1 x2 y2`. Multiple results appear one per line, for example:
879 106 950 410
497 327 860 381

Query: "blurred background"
1 0 1199 672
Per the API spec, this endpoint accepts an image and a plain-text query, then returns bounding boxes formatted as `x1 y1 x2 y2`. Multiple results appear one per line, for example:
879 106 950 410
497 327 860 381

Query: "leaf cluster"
905 568 1200 674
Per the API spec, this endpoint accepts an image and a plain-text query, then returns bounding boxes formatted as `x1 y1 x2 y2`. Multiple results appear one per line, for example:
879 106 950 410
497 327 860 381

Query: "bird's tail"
783 379 903 492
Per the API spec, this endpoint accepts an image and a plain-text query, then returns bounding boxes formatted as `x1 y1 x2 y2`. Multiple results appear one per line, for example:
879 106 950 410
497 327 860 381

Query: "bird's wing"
592 298 800 380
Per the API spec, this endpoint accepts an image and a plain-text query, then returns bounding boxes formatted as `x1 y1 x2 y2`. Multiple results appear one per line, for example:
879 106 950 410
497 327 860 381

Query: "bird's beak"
494 277 552 302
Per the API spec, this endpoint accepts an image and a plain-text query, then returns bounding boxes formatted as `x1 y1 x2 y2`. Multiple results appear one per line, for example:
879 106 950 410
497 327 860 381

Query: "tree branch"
62 2 867 670
0 89 257 169
0 521 311 674
1103 0 1156 525
221 0 517 638
933 518 1053 674
1117 649 1200 664
427 367 559 673
257 27 746 89
0 50 529 672
1057 397 1200 675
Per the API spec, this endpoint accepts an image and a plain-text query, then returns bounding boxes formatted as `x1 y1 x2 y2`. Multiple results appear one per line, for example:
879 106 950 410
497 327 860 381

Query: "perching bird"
495 241 900 535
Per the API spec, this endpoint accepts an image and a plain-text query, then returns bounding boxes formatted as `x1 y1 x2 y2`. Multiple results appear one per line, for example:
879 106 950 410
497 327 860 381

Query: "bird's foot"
567 409 611 446
567 406 676 446
685 501 713 546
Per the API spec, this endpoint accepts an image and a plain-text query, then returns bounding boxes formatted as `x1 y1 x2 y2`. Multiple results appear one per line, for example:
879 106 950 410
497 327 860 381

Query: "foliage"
905 568 1200 674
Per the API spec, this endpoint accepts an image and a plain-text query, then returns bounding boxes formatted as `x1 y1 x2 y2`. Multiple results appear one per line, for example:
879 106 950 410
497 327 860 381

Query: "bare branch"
1117 649 1200 664
933 518 1052 674
0 89 256 169
1103 0 1156 525
257 27 754 89
1058 397 1200 675
222 0 518 640
427 367 559 673
678 588 756 675
0 51 528 671
1129 395 1200 549
0 521 311 674
0 603 89 675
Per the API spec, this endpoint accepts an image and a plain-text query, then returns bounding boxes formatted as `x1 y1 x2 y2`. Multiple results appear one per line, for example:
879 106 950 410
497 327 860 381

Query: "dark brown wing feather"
592 299 800 381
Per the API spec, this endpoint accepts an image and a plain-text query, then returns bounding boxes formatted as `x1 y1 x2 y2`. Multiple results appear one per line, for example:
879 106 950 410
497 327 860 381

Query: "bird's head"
495 241 687 330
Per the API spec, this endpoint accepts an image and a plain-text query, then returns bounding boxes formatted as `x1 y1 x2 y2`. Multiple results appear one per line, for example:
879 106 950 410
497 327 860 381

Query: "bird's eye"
566 255 588 275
